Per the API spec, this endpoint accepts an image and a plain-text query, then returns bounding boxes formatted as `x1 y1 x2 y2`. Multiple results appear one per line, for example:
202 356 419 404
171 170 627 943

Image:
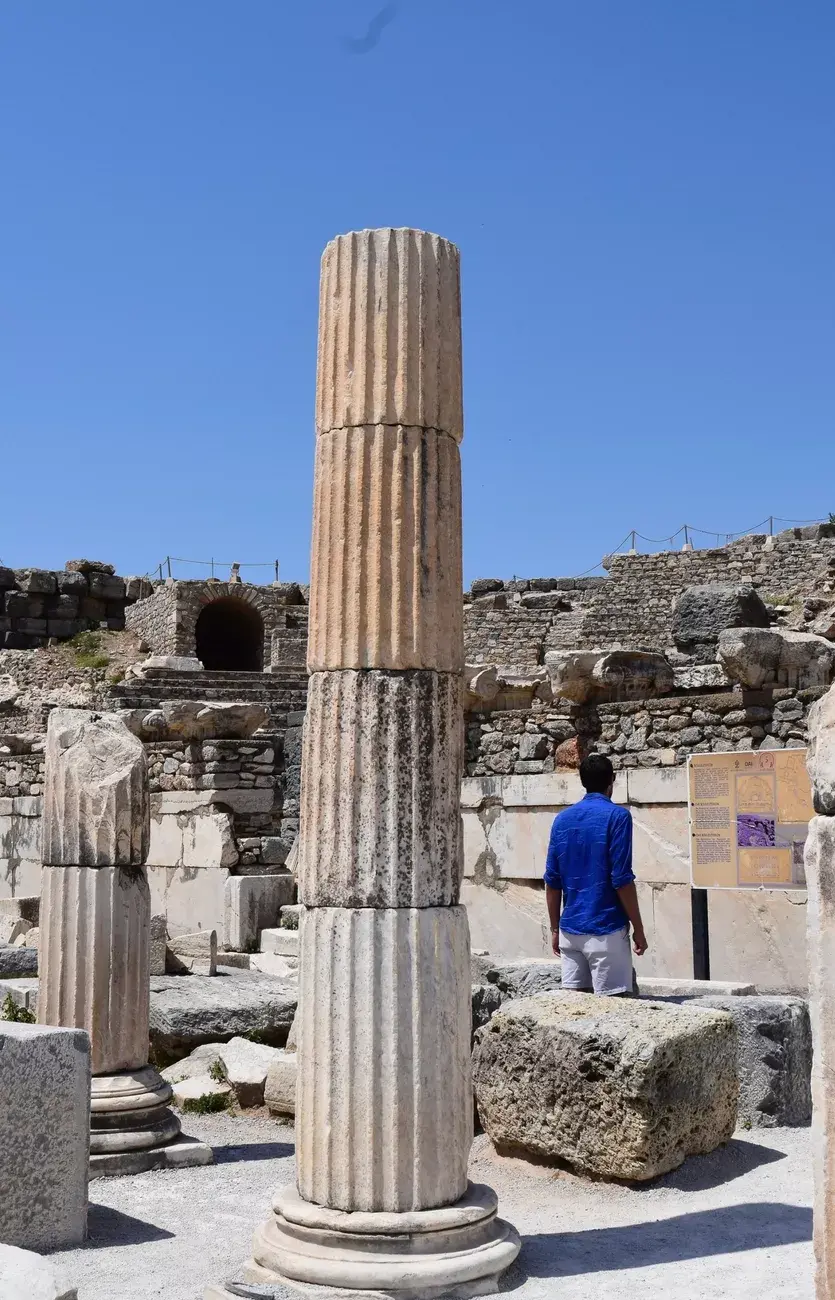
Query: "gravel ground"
49 1114 813 1300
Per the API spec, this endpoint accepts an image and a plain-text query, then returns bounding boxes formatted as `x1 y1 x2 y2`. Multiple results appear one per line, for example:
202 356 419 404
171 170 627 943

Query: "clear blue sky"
2 1 833 584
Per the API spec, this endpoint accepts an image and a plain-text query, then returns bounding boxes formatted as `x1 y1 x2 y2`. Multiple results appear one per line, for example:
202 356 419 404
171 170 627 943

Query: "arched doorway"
195 598 264 671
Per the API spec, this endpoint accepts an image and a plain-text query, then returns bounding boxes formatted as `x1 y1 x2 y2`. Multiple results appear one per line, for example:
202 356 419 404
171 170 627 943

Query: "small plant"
70 630 109 670
107 667 125 684
181 1091 230 1115
1 993 35 1023
208 1059 227 1084
244 1028 272 1046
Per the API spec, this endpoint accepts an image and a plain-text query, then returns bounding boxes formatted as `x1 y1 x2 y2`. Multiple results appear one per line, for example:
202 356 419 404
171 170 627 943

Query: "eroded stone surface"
719 627 835 690
43 710 148 867
0 1244 77 1300
808 686 835 815
473 992 737 1180
149 969 297 1063
166 929 217 976
805 815 835 1293
298 670 463 908
316 228 463 440
0 1023 90 1251
545 649 673 705
672 584 770 650
692 995 812 1128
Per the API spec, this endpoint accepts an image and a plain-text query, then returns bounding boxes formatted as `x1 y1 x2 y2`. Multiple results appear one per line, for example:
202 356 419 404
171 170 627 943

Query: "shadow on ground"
84 1204 176 1248
212 1141 294 1165
499 1202 811 1287
638 1138 787 1192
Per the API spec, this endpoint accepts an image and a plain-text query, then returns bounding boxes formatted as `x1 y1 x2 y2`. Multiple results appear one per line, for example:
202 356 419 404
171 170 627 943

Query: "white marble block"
0 1022 90 1251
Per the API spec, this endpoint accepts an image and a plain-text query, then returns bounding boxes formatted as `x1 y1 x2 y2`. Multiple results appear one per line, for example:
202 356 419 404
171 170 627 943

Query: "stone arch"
195 595 265 671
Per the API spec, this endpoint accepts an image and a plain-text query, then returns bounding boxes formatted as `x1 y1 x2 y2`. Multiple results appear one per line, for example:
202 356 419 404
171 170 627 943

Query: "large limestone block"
808 685 835 815
298 670 463 908
38 864 150 1073
316 228 463 440
545 649 673 704
147 805 239 871
632 881 694 981
0 1022 90 1251
166 929 217 975
296 906 473 1212
308 425 463 672
718 626 835 690
264 1049 297 1116
473 992 737 1180
147 864 230 939
224 873 296 951
672 583 770 650
692 995 812 1128
43 710 149 867
805 816 835 1291
149 969 297 1062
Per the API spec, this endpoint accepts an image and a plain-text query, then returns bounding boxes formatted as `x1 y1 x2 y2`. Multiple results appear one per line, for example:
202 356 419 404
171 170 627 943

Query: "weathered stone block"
308 426 463 672
264 1049 297 1116
217 1035 285 1107
808 686 835 815
0 1022 90 1250
42 710 149 867
473 992 737 1180
316 227 463 440
149 969 297 1060
692 995 812 1127
224 873 295 951
166 929 217 976
719 626 835 690
299 670 463 908
296 906 472 1212
672 584 770 649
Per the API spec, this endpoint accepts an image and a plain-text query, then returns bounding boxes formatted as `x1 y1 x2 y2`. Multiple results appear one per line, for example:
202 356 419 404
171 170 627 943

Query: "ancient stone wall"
464 530 835 665
0 563 148 650
124 579 307 664
466 686 826 777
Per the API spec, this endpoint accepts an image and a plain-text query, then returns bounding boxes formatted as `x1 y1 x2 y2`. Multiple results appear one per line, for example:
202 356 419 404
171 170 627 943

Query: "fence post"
275 560 280 584
166 556 172 580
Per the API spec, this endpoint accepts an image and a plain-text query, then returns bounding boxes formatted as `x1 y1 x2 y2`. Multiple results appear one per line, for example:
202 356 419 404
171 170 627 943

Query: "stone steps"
107 668 309 729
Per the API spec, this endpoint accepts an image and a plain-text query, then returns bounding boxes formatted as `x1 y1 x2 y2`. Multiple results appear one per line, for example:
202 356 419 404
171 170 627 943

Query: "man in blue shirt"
544 753 648 996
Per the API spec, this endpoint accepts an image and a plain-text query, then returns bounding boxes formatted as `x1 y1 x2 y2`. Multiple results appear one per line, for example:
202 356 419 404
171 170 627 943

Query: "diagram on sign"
688 748 813 890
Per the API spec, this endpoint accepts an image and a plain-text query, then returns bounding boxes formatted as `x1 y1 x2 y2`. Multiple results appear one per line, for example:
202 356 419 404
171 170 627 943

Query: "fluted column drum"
39 864 150 1074
316 229 463 440
308 425 463 672
295 906 472 1213
298 670 463 908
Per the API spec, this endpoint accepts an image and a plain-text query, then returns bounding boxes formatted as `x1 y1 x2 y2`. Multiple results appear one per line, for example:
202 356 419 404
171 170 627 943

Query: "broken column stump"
38 709 212 1177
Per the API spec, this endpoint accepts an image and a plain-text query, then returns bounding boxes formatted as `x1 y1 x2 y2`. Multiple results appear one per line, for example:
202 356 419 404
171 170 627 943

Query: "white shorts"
559 926 634 996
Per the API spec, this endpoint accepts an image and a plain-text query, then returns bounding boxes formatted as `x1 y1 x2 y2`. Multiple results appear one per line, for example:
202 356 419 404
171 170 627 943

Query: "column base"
205 1182 520 1299
89 1065 213 1179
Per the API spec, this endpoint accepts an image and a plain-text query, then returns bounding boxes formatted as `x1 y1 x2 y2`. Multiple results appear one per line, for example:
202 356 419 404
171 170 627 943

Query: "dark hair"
579 753 615 794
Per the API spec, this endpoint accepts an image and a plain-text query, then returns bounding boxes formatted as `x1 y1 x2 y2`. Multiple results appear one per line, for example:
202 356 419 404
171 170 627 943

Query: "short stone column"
807 688 835 1297
38 709 211 1176
207 229 519 1297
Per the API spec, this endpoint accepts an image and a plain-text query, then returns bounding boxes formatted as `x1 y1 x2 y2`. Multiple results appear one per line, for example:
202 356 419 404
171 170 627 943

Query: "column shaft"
298 669 463 908
295 906 472 1212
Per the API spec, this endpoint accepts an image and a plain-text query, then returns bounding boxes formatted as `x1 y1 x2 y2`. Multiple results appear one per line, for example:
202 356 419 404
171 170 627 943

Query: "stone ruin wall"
0 563 150 650
464 528 835 666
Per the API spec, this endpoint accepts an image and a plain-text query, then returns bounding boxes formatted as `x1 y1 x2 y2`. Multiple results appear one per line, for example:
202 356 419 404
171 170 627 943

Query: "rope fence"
145 557 281 583
572 514 831 579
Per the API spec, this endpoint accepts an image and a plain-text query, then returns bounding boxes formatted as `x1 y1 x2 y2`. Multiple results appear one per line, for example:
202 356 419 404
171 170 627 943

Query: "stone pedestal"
37 710 211 1177
207 230 518 1297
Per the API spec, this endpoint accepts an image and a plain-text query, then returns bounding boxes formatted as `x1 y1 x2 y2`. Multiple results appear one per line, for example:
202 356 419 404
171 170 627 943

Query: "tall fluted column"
38 709 212 1177
207 228 518 1298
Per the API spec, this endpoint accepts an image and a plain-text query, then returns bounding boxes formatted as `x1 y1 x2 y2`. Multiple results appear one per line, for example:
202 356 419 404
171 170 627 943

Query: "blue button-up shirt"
544 792 635 935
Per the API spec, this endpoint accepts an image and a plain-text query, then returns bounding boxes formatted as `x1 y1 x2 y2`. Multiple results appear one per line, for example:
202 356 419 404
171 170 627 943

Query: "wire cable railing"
145 557 281 583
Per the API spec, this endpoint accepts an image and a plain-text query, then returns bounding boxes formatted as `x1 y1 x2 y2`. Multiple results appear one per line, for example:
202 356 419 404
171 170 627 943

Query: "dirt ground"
49 1113 813 1300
